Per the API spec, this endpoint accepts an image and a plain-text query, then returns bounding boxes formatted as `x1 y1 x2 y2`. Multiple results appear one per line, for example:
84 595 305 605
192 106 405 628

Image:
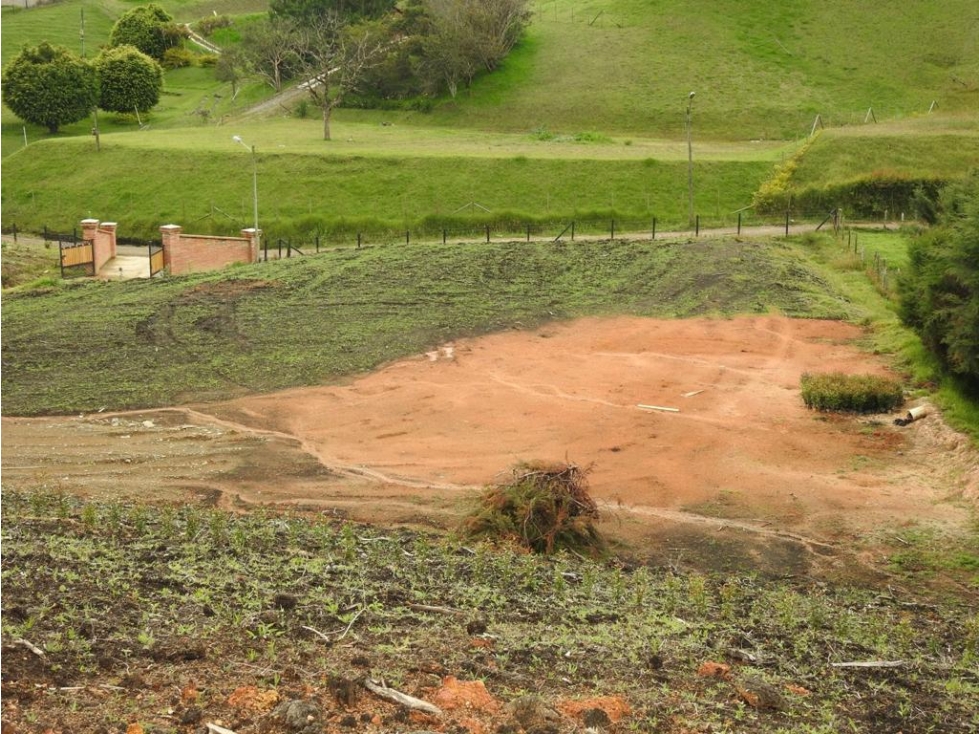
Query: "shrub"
800 371 905 413
461 462 605 555
198 14 233 37
162 47 197 70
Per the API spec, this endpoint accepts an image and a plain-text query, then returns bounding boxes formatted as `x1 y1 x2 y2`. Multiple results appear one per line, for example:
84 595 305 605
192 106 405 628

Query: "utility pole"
686 91 696 227
233 136 260 253
80 8 85 58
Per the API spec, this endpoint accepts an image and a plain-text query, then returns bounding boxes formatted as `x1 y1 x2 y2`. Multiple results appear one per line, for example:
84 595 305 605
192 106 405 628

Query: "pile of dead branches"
462 462 605 555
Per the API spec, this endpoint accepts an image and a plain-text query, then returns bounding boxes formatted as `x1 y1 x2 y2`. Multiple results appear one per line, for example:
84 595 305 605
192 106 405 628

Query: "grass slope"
1 235 850 416
0 126 777 238
423 0 979 138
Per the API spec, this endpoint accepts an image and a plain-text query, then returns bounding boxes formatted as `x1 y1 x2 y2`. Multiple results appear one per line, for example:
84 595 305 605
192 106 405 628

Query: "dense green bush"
109 4 182 62
900 171 979 389
1 42 98 133
94 45 164 114
162 48 198 70
801 372 905 413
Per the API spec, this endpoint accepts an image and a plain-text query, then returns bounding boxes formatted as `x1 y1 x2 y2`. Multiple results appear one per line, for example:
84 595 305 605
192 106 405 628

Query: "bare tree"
294 14 385 140
417 0 529 97
242 16 301 92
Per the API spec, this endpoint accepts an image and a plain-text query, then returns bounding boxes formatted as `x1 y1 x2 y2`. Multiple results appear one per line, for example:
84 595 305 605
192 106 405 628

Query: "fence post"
443 229 447 245
278 239 283 259
315 235 320 254
571 221 575 241
611 219 615 240
785 211 790 237
651 217 656 240
12 224 17 243
264 238 268 261
485 225 490 243
526 223 531 242
43 225 49 243
406 230 410 245
357 233 362 249
737 211 742 235
695 215 700 237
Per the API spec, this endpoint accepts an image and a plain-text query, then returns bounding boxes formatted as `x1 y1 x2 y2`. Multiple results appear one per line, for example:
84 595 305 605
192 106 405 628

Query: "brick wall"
159 225 260 276
80 218 117 273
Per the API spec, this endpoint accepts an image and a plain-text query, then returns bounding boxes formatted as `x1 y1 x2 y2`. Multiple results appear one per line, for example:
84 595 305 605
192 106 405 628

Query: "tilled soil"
3 315 976 581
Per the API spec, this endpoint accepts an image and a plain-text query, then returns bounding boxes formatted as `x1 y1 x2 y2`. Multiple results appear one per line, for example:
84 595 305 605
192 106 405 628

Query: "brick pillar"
81 218 99 244
99 222 118 259
241 228 261 263
160 224 182 272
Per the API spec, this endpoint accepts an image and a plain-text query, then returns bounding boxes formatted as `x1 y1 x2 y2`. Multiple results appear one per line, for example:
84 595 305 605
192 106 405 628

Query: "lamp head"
232 135 243 143
689 91 696 98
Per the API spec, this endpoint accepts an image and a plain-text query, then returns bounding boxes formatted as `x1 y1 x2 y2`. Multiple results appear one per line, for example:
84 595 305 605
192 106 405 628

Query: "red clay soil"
3 315 976 578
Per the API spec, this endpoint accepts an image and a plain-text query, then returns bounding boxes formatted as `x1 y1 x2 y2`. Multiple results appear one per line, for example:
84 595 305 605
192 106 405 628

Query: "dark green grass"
0 139 771 239
800 372 905 413
0 236 849 416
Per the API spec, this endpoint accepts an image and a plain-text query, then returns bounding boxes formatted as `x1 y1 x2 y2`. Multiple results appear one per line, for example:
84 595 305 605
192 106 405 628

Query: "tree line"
1 0 530 137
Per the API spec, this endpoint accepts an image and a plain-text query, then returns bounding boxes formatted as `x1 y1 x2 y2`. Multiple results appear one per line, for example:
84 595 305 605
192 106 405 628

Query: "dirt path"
3 315 975 579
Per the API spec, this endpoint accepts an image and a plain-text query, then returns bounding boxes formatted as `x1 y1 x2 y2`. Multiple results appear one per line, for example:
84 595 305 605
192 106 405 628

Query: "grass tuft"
801 371 905 413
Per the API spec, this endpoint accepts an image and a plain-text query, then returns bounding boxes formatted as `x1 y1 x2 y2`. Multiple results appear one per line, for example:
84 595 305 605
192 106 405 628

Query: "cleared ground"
4 315 976 582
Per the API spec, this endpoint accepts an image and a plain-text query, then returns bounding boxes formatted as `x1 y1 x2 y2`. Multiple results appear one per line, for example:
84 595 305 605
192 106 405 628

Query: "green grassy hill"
2 0 977 239
423 0 979 139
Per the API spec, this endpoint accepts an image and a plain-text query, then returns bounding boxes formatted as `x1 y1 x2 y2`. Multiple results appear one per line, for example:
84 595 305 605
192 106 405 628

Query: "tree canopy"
108 4 182 61
270 0 397 22
95 45 164 115
1 42 98 134
900 171 979 389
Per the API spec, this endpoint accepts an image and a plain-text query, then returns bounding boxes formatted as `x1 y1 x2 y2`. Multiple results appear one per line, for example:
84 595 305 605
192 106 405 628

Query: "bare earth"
3 315 976 580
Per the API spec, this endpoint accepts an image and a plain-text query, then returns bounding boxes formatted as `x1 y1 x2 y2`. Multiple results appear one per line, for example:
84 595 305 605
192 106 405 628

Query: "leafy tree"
95 45 164 114
109 4 183 61
1 42 98 133
270 0 396 22
900 171 979 388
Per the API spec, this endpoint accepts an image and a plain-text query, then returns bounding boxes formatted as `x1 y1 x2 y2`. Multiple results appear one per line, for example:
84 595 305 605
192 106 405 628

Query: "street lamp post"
685 91 695 228
232 135 259 252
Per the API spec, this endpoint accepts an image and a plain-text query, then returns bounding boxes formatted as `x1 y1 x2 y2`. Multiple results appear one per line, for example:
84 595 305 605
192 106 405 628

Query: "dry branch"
831 660 906 669
13 638 45 657
363 678 442 715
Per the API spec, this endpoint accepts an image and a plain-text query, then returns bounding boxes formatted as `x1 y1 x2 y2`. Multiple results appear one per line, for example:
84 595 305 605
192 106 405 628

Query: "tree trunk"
322 104 332 141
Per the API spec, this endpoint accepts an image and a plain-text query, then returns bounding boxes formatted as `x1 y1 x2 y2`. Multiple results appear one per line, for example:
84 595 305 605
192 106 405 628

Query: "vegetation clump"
900 170 979 390
462 462 605 555
800 371 904 413
1 42 97 133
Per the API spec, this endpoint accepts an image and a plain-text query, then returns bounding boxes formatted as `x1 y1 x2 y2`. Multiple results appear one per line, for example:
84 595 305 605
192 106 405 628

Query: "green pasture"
424 0 979 138
792 119 979 187
0 122 779 239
